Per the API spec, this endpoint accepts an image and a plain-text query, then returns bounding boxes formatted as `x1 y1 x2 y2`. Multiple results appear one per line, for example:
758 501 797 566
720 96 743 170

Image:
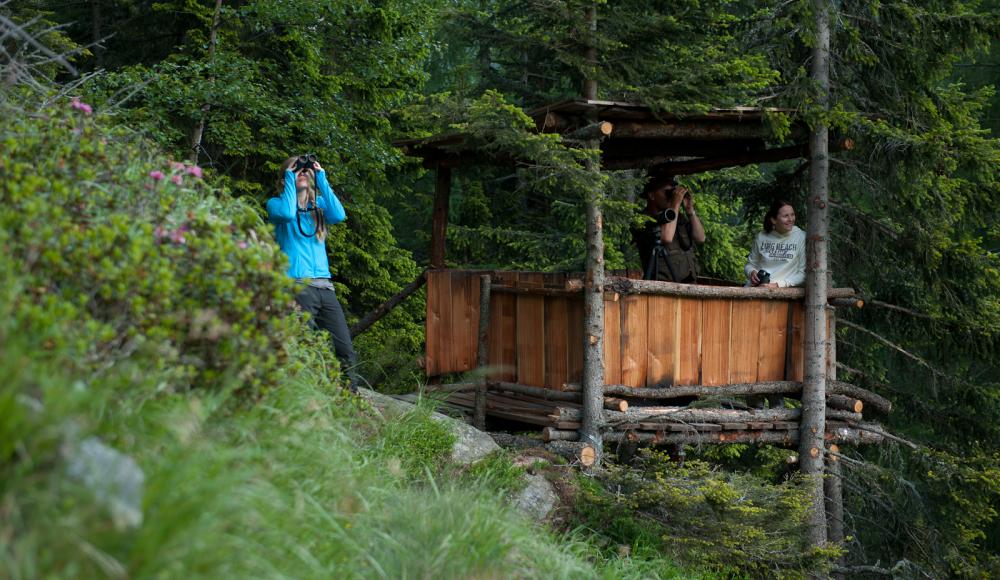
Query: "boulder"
361 389 500 465
511 472 558 521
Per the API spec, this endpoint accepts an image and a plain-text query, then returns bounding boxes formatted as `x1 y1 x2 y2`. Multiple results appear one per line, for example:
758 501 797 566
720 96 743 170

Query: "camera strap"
296 204 319 238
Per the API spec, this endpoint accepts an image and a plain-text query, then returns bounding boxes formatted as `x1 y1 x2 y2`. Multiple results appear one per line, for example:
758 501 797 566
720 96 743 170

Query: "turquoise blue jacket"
266 169 346 279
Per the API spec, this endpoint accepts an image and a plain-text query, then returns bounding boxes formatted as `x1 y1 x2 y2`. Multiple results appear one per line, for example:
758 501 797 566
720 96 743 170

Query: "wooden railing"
426 269 841 389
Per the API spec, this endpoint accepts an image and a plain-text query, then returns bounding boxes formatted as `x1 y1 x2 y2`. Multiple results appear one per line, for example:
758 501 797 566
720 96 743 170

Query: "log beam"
545 441 596 467
350 270 428 338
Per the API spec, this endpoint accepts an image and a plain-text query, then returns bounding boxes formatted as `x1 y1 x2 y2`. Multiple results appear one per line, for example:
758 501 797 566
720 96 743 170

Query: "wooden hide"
426 269 826 388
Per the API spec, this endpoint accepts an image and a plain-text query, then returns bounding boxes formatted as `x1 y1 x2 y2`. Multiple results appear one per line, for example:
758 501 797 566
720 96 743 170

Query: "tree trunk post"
582 3 598 101
800 0 832 555
430 164 451 269
474 274 491 430
579 1 604 465
825 444 846 579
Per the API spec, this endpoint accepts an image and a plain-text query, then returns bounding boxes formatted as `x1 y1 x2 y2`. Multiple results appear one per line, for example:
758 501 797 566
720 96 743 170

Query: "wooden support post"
801 0 832 554
474 274 492 430
430 164 451 269
579 1 604 466
825 444 846 579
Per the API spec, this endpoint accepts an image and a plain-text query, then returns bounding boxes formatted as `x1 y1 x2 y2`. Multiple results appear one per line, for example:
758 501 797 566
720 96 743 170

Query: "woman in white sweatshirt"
745 199 806 288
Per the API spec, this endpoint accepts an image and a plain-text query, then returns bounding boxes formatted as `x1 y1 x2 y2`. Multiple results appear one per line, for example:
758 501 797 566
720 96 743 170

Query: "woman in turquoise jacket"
267 155 359 392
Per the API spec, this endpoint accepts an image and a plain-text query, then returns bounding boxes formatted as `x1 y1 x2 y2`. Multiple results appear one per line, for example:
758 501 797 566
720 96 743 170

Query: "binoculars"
757 270 771 284
292 154 317 172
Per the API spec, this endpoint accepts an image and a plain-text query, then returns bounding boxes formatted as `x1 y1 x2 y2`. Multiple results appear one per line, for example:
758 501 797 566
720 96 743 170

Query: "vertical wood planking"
543 273 569 389
620 295 649 387
701 299 732 386
676 298 703 385
425 269 452 376
450 271 480 372
566 295 585 386
645 296 678 386
602 296 622 386
789 302 806 381
488 291 517 381
757 301 788 381
516 273 546 387
729 301 763 383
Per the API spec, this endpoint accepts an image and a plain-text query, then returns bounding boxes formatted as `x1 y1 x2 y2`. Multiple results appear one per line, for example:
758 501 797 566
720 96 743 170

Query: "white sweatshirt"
744 225 806 288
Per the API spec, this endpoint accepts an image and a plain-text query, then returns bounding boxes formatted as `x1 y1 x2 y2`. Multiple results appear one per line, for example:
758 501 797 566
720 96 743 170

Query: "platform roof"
396 99 818 175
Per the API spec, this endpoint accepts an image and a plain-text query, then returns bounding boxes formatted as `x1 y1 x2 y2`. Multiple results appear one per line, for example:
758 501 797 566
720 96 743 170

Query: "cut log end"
579 445 596 467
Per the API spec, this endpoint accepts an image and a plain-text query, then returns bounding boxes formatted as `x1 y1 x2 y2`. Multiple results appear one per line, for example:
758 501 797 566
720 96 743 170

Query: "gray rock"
63 435 144 529
361 389 500 465
511 472 558 521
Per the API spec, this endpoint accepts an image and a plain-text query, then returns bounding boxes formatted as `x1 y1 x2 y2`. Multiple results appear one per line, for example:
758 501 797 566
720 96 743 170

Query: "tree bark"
827 394 862 414
825 444 846 579
188 0 223 164
544 424 886 447
566 121 614 141
800 0 832 553
566 277 857 301
349 270 427 337
545 441 596 467
579 1 604 467
474 275 491 430
602 381 800 398
582 3 597 101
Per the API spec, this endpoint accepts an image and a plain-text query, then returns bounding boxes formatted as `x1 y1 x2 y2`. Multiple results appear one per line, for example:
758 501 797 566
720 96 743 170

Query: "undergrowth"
0 97 701 579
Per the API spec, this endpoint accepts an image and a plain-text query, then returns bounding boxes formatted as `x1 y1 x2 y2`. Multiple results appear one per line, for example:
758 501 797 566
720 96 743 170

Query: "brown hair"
278 156 326 241
763 199 794 234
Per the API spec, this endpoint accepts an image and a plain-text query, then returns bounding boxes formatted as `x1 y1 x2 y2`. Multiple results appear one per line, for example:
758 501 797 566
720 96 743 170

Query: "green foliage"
575 450 824 578
434 0 779 110
0 100 313 396
462 450 528 496
371 403 457 479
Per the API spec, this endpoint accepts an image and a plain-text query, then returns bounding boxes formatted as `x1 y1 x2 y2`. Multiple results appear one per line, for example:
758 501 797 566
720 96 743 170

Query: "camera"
654 207 677 225
293 154 317 172
757 270 771 285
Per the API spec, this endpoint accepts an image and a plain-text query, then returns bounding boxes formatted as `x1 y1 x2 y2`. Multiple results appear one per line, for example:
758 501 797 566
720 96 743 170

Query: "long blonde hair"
278 156 326 241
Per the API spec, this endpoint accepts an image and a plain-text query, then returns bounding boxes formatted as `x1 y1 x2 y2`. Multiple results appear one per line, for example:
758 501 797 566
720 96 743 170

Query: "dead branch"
837 318 948 380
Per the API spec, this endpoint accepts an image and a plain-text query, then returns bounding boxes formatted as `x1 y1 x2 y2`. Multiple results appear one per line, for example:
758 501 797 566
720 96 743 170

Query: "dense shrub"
0 100 318 395
574 450 827 578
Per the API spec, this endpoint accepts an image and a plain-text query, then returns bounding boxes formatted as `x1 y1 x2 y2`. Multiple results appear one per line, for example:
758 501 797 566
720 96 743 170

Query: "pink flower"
71 97 93 115
149 170 165 181
154 225 167 239
170 161 185 171
172 174 183 185
238 241 248 249
185 165 203 178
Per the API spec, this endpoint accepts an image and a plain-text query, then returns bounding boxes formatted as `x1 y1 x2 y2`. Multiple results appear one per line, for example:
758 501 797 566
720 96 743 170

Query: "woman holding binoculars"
745 199 806 288
267 155 360 392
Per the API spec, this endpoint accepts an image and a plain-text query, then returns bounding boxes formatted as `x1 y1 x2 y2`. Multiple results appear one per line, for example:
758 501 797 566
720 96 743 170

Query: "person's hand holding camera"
750 269 778 288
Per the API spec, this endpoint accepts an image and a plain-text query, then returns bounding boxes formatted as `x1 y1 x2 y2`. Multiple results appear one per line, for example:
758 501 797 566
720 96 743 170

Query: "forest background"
3 0 1000 577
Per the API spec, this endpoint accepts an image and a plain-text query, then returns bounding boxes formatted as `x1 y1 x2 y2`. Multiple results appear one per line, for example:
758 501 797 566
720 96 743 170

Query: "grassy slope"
0 100 699 579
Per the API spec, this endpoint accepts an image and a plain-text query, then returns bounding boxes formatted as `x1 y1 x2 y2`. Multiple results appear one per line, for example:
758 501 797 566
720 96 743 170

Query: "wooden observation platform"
395 99 888 465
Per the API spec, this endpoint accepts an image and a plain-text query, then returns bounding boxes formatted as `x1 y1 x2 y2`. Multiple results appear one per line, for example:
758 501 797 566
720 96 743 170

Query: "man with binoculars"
267 154 360 393
632 174 706 283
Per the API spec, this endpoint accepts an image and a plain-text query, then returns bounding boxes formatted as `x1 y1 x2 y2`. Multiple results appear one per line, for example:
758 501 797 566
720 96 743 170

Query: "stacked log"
396 378 891 451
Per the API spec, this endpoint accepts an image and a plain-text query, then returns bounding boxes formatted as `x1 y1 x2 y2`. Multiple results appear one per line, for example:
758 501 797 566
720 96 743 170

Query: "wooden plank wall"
426 269 817 389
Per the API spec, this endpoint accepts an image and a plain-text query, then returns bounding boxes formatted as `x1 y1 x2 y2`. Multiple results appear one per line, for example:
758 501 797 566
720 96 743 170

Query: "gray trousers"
295 285 360 388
